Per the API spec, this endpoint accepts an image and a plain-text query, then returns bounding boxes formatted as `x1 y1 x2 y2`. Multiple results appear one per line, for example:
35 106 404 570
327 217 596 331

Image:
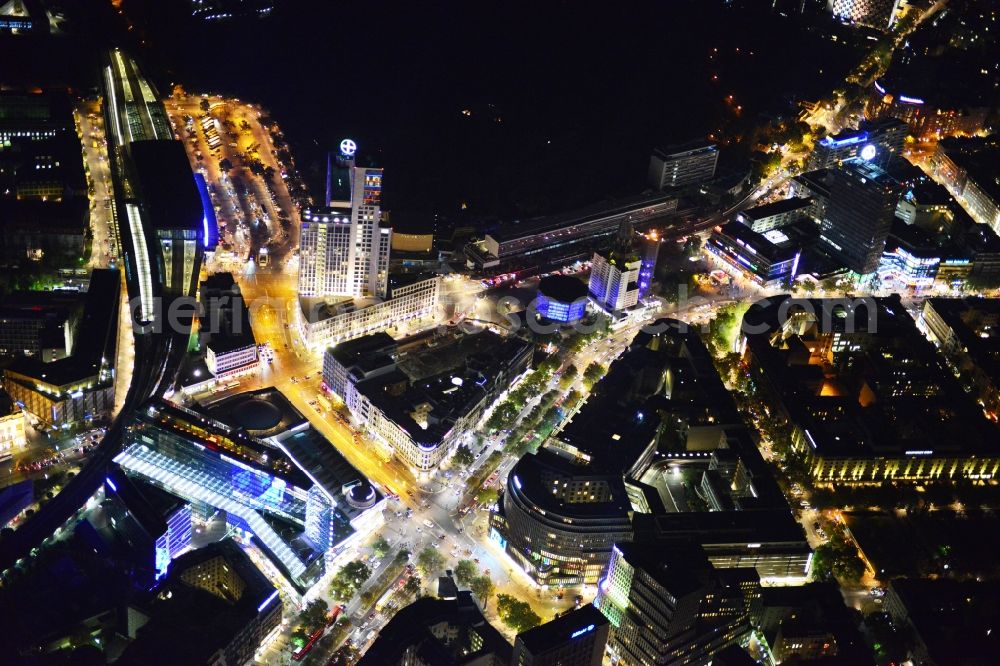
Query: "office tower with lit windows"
299 142 391 299
589 249 641 314
595 539 754 666
820 159 899 275
648 140 719 189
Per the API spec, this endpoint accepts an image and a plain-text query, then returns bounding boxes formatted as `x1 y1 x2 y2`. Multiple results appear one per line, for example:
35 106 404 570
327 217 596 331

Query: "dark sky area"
2 0 861 232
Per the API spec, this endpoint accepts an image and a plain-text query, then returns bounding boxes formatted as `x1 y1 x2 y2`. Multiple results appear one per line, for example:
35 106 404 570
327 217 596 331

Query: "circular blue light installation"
339 138 357 157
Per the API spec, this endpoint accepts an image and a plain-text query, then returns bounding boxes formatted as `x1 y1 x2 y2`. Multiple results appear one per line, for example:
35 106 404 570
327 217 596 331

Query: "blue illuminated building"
103 468 193 587
114 400 327 589
113 392 386 591
536 275 588 323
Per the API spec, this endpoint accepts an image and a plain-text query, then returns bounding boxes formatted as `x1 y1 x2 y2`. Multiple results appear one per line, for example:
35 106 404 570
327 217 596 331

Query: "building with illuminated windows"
648 140 719 190
588 248 641 314
708 220 813 287
806 118 908 171
299 145 391 299
463 191 678 273
199 273 258 377
113 391 385 590
118 540 282 666
535 275 588 323
594 539 755 665
324 330 532 471
2 268 120 428
735 197 814 233
741 296 1000 485
922 297 1000 420
298 274 441 351
830 0 899 30
492 320 810 587
819 159 899 275
103 468 193 588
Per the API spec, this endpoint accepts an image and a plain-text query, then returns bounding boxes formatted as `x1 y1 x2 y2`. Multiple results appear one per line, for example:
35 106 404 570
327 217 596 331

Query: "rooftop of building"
126 139 204 232
358 591 512 665
652 139 717 158
137 398 312 490
0 195 88 233
486 189 678 244
277 426 382 516
506 447 634 523
388 271 438 295
105 467 185 541
537 274 589 303
742 295 1000 458
792 168 833 196
738 196 813 220
616 539 715 599
514 603 607 654
926 296 1000 383
713 220 813 264
199 273 256 355
119 540 278 666
887 578 1000 664
4 268 119 387
200 387 307 437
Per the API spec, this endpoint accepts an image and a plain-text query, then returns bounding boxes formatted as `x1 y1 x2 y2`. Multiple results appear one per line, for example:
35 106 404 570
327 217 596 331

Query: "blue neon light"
874 80 886 94
194 173 218 250
513 475 522 490
820 132 868 148
899 95 925 105
571 624 596 639
257 589 280 613
106 477 118 493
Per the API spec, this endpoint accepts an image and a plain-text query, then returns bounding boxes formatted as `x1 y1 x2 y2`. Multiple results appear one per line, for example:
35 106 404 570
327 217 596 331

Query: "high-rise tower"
299 140 391 299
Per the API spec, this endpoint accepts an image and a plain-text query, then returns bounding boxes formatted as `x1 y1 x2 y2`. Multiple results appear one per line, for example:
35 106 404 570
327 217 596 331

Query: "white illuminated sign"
860 144 878 161
339 138 357 156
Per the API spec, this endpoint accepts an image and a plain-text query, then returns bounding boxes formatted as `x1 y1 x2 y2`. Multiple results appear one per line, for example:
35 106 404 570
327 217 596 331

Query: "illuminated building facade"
199 273 259 377
114 394 385 589
535 275 588 323
464 191 678 272
735 197 813 233
2 268 120 428
118 540 282 666
595 540 754 665
103 469 193 587
588 249 641 314
708 221 808 287
648 140 719 189
325 331 532 471
922 297 1000 421
104 50 206 321
0 391 26 456
867 81 990 140
820 160 899 275
807 117 908 171
299 145 391 299
741 296 1000 485
298 275 440 351
830 0 899 30
493 320 811 586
